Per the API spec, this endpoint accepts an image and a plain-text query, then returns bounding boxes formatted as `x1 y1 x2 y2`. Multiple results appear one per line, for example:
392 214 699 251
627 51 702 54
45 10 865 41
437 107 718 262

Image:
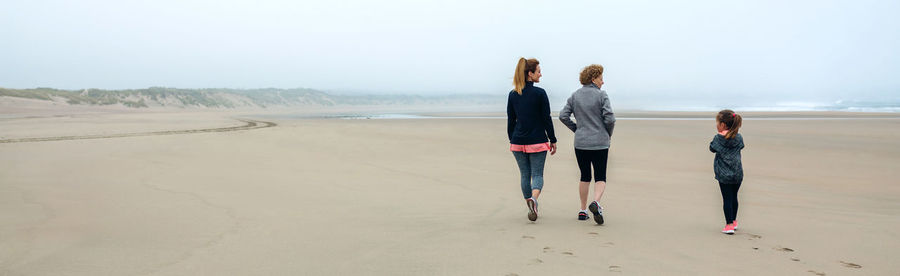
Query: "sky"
2 0 898 109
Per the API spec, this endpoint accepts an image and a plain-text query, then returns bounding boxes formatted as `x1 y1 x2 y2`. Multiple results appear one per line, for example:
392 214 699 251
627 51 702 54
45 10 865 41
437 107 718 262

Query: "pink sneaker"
722 224 735 235
733 220 738 230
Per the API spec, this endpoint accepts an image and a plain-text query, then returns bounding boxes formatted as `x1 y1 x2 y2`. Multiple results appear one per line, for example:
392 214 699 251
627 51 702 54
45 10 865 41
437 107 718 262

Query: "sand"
0 108 898 275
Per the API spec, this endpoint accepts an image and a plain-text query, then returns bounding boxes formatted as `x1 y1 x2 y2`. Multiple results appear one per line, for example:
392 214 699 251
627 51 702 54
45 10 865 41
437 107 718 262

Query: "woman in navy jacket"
507 57 557 222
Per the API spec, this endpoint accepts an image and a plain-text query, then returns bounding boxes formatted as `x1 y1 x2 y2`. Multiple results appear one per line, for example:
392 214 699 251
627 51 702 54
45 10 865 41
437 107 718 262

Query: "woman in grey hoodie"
559 64 615 225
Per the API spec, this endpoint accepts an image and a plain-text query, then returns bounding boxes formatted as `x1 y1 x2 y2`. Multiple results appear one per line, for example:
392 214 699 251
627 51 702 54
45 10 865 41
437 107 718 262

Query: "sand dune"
0 111 898 275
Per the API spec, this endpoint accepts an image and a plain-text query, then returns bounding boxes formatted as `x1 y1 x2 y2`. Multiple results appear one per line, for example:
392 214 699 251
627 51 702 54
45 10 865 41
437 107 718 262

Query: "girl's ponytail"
725 113 742 139
717 109 743 139
513 58 527 94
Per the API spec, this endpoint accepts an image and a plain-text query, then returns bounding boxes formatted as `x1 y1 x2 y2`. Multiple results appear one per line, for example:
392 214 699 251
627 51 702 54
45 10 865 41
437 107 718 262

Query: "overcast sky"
2 0 898 107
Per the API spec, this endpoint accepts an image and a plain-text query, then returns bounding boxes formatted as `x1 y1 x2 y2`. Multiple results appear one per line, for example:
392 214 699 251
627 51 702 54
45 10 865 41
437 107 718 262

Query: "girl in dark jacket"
710 109 744 234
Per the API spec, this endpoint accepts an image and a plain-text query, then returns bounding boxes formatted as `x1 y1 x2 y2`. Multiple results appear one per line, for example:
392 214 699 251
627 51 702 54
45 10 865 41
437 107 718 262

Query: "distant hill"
0 87 504 108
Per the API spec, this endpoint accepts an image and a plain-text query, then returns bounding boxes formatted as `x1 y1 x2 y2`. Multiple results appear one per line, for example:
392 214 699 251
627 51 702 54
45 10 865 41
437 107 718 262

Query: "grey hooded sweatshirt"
709 133 744 184
558 84 616 150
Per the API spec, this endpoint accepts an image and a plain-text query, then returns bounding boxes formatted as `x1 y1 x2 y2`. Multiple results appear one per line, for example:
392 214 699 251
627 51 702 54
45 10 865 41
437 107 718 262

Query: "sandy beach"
1 109 898 275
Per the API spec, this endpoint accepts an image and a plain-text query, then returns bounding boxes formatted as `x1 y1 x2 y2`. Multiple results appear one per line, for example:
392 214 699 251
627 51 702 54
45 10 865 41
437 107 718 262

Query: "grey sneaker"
588 201 604 225
578 211 590 221
526 198 538 221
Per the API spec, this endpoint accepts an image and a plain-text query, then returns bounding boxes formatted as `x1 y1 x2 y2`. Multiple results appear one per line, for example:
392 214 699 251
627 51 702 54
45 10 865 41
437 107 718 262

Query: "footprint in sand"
543 246 553 253
588 232 599 235
561 252 574 256
601 242 615 247
752 247 759 250
839 261 861 269
528 258 543 265
791 258 800 262
522 235 535 239
807 270 826 276
743 233 762 240
775 247 794 252
609 265 622 272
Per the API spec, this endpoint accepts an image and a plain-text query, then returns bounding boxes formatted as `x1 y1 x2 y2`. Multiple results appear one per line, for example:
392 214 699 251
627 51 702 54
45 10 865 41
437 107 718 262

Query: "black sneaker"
526 198 538 221
578 211 590 220
588 201 604 225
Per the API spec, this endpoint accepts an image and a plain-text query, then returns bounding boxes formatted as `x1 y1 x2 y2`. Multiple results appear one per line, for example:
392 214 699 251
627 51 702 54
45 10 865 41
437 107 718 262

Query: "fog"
2 0 898 110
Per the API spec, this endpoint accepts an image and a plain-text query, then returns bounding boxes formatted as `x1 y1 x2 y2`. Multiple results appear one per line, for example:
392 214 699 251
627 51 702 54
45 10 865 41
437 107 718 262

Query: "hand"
549 143 557 155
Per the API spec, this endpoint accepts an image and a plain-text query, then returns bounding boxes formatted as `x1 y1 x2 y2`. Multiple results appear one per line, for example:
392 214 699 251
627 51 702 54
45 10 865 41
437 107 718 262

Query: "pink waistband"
510 142 551 153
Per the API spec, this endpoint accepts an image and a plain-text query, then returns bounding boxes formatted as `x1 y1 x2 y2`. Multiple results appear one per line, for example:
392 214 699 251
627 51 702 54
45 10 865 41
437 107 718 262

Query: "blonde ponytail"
512 57 540 95
513 58 527 94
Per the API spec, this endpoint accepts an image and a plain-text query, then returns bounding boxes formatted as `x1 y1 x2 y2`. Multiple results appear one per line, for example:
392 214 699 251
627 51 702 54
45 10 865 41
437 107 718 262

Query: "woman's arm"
541 91 557 144
600 91 616 137
507 94 516 141
559 96 577 132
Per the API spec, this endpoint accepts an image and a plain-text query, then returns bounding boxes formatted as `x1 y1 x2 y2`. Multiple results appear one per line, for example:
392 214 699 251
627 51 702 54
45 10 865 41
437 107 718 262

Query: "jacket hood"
712 133 743 149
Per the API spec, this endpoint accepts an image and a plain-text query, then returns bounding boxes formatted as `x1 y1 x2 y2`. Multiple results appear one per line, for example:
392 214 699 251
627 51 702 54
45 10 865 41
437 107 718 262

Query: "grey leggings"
512 151 547 199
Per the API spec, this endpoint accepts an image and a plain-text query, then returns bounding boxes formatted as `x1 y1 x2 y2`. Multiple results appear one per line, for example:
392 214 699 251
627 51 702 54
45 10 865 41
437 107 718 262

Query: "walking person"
559 64 615 225
508 57 558 222
710 109 745 234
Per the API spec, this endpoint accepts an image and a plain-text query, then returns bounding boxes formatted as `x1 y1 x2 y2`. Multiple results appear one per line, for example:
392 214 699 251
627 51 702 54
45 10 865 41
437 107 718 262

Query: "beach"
1 109 898 275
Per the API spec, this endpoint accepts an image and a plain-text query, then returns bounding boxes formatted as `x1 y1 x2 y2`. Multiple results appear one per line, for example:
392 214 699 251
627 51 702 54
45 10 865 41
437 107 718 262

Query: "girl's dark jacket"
710 133 744 184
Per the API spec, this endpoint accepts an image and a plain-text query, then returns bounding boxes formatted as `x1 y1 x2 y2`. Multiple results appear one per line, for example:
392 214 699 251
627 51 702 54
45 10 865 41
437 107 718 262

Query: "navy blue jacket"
507 82 557 145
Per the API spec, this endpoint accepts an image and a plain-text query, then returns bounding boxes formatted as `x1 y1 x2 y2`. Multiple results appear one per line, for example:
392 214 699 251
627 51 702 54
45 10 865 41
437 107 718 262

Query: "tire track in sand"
0 118 276 144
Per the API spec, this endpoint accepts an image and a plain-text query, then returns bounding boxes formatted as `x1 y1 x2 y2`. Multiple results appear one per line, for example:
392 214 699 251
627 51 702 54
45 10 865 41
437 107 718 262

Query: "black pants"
719 182 742 224
575 148 608 182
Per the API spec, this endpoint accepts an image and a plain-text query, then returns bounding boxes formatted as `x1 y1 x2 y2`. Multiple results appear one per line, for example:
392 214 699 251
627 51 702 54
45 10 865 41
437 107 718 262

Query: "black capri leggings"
575 148 609 182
